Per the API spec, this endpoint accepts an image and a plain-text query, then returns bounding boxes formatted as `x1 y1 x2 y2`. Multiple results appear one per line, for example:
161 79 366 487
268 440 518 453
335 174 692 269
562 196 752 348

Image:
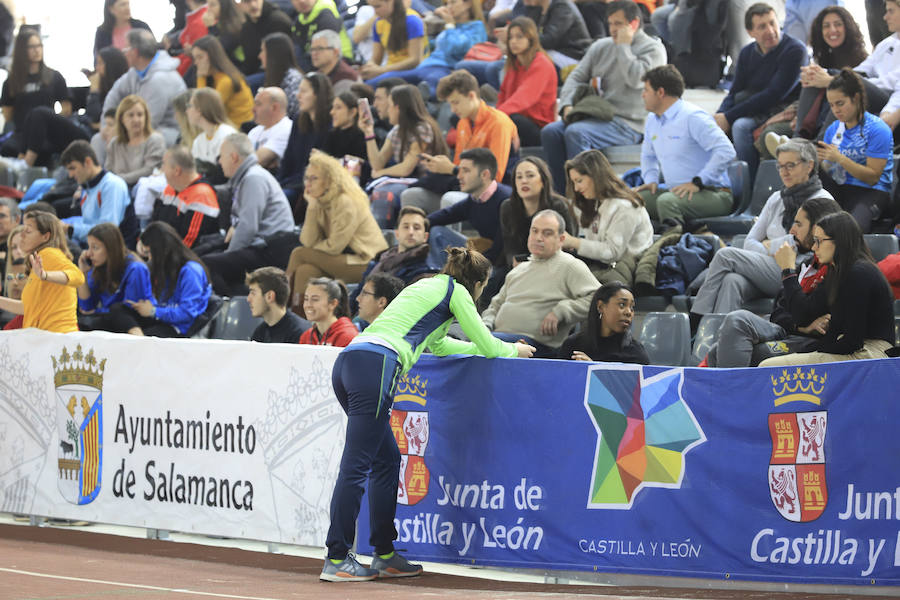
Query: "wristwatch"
691 176 706 191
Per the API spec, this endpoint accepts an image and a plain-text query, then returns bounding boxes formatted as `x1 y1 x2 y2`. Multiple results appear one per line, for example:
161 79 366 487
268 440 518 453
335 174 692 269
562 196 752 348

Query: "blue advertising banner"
357 356 900 585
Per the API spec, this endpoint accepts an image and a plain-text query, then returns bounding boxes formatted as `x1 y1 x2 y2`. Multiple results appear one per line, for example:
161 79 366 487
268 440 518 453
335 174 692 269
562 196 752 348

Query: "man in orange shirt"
401 69 518 214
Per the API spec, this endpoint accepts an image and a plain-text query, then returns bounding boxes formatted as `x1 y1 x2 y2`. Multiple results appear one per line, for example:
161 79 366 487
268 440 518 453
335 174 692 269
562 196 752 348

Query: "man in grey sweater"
482 210 599 357
540 0 666 192
202 133 296 295
102 29 187 146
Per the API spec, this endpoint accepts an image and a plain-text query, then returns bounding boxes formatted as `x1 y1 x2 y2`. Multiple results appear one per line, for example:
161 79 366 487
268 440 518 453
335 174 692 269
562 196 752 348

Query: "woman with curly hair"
285 150 388 315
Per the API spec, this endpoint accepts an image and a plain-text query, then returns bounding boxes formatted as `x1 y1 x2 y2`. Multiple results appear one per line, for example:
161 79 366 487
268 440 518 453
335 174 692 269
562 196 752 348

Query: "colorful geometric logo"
53 345 104 505
392 372 430 505
583 366 705 509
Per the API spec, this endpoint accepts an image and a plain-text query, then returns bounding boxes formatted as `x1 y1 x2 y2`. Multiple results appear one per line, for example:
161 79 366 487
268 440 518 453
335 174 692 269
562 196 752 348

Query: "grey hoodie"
227 154 295 251
102 51 187 146
558 30 666 133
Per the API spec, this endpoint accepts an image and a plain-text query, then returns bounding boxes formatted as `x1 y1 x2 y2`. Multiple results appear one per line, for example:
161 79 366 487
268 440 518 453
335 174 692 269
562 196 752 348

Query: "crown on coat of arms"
52 345 105 389
771 367 826 406
395 373 427 405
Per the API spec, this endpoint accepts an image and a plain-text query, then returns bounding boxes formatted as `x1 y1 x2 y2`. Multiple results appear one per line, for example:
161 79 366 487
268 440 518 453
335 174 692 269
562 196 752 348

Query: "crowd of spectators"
0 0 898 367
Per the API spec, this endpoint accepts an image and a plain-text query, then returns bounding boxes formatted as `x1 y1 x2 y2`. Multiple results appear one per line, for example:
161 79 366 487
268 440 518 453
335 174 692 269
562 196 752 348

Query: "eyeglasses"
309 46 332 53
27 43 43 49
776 161 804 172
811 237 833 247
5 273 27 281
358 290 375 297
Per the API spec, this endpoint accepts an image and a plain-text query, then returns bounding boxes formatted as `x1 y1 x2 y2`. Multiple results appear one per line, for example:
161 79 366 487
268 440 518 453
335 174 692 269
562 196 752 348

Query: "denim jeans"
540 117 643 193
366 64 453 98
453 59 504 90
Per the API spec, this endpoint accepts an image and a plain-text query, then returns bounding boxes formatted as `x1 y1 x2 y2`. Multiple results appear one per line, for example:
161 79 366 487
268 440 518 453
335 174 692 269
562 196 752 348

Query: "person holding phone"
817 68 893 233
320 91 370 186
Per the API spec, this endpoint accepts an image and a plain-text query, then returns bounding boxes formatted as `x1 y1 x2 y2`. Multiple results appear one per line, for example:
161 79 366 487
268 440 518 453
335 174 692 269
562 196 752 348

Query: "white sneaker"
764 132 790 158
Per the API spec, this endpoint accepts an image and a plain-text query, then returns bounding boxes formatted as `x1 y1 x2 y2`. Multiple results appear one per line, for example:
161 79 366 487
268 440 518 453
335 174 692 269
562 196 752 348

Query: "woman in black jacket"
93 0 153 56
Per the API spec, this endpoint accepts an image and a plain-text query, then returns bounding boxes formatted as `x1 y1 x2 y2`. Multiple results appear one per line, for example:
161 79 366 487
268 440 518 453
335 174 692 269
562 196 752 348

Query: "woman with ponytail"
298 277 358 346
320 245 535 583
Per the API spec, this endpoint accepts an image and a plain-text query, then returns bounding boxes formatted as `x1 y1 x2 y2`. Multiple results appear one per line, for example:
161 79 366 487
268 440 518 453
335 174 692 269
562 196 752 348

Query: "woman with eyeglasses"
285 151 388 317
690 139 835 329
759 211 895 366
817 68 893 233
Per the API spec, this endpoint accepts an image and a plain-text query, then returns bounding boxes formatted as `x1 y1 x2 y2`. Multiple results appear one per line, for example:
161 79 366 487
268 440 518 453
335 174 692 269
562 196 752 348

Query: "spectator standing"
540 1 666 193
247 266 311 342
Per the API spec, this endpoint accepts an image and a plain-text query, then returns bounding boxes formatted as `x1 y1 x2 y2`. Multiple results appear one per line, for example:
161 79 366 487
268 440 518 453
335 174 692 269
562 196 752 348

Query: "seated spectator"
349 205 441 312
237 0 292 77
0 210 85 333
106 95 167 186
2 27 78 166
558 281 649 364
541 1 666 193
563 150 653 287
370 77 407 144
359 0 428 84
260 32 303 119
299 277 358 345
818 69 893 233
636 64 737 226
355 271 405 329
247 266 311 342
248 87 293 171
691 139 835 322
204 0 246 66
312 30 363 95
186 87 238 178
2 256 27 330
496 16 557 148
500 156 575 269
85 47 129 130
193 35 255 126
153 146 221 249
703 195 842 368
428 148 510 265
76 223 154 333
714 3 807 180
286 150 388 314
368 0 486 97
769 6 867 145
879 252 900 300
481 209 598 357
173 90 201 149
92 109 118 168
321 91 369 184
0 198 21 280
279 73 334 218
289 0 353 72
102 29 188 145
403 70 517 213
94 0 153 55
759 211 895 365
168 0 210 76
60 141 132 248
783 0 844 45
203 133 295 294
128 221 212 336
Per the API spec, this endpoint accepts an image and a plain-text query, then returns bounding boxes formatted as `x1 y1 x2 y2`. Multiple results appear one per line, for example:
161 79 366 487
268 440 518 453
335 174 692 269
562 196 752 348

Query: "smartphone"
358 97 373 123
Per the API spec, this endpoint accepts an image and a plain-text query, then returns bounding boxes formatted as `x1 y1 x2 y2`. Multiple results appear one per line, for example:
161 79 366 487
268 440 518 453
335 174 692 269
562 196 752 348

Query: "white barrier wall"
0 329 344 546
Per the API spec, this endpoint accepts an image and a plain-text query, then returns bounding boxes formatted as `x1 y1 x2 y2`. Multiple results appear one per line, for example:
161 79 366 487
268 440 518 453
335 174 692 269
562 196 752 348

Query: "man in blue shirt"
714 3 806 180
636 65 737 226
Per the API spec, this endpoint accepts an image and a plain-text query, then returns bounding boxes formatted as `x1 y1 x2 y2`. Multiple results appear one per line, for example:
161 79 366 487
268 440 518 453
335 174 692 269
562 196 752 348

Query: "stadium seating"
694 160 753 236
864 234 899 262
635 312 691 366
691 313 726 366
206 297 262 341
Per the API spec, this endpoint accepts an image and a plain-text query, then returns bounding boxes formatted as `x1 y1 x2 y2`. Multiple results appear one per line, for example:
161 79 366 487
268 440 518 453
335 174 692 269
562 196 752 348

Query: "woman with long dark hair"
94 0 152 55
359 0 427 83
321 91 370 185
77 222 154 334
496 16 557 147
86 47 129 128
126 221 212 337
279 72 334 216
558 282 648 364
320 246 534 582
563 150 653 286
1 27 76 164
0 211 84 333
203 0 245 63
192 35 254 126
499 156 574 268
760 211 894 365
817 68 893 233
260 32 303 119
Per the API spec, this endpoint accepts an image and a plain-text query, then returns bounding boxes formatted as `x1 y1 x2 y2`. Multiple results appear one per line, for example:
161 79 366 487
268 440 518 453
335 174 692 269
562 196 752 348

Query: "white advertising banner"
0 329 345 546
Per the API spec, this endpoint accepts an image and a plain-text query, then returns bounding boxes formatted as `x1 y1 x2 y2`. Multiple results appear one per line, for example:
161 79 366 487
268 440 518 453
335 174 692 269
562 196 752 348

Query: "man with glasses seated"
311 30 361 95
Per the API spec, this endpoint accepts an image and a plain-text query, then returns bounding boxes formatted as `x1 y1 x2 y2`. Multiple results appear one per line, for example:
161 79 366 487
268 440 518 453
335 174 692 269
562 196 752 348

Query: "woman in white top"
186 87 237 180
562 150 653 286
691 138 833 317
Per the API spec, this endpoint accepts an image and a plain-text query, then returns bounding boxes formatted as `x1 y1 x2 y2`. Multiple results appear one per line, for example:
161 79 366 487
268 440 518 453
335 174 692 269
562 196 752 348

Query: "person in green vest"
290 0 353 71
